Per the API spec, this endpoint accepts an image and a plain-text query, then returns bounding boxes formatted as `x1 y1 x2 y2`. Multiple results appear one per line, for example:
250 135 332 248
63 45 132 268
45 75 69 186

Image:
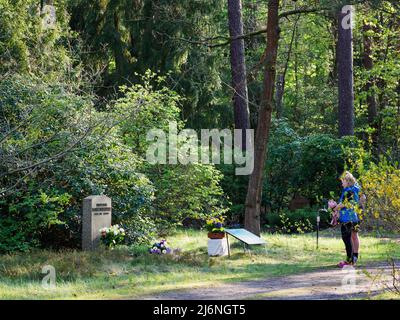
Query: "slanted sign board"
225 229 266 256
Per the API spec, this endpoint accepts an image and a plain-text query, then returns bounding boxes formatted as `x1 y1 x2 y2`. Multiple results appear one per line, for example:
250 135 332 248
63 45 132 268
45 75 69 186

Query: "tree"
275 16 300 118
362 19 378 146
227 0 250 150
68 0 227 128
337 4 355 137
244 0 280 235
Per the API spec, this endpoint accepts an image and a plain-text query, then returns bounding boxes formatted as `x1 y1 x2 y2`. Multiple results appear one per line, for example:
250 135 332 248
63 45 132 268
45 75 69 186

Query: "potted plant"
205 217 225 239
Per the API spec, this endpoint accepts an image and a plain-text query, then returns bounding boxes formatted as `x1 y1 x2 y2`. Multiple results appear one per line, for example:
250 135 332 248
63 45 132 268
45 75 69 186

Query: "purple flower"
149 239 172 254
215 222 222 228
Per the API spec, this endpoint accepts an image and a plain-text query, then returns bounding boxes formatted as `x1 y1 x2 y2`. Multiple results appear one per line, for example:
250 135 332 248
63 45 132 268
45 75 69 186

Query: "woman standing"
332 171 361 267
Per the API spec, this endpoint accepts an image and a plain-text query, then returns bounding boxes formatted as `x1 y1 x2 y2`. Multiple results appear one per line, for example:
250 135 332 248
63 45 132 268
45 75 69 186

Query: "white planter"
208 239 228 257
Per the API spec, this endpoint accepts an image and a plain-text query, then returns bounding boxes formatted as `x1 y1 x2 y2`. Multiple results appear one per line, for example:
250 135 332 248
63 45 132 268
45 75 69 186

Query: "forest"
0 0 399 255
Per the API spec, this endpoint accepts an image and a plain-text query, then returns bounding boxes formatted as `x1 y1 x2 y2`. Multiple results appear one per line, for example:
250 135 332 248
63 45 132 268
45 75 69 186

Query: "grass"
0 228 399 299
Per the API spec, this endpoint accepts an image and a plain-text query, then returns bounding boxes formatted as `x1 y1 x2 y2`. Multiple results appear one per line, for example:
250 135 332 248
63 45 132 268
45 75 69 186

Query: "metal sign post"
317 213 320 249
317 208 328 250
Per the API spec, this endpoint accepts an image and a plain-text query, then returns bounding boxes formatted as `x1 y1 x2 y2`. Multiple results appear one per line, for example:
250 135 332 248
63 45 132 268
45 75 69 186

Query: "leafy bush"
121 215 157 245
217 163 248 224
113 72 228 232
0 72 228 252
218 120 369 224
0 76 155 252
48 128 155 247
0 186 71 253
113 70 183 155
146 163 228 233
264 206 331 234
0 0 71 74
263 119 369 211
357 157 400 232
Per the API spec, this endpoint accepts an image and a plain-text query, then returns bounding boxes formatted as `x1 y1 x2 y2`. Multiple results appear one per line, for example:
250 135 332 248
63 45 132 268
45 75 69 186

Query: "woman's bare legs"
351 231 360 264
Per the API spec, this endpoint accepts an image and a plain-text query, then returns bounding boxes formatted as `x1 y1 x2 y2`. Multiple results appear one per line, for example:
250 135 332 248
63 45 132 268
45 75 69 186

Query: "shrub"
113 72 228 232
49 128 155 247
0 75 154 252
0 72 228 252
148 163 228 233
263 119 369 212
264 206 331 234
0 187 71 253
357 157 400 232
217 163 248 224
122 215 157 245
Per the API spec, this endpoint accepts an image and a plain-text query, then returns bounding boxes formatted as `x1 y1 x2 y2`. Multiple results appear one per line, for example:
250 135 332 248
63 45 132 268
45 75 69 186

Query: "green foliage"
0 75 155 251
122 215 157 246
113 70 183 154
146 163 228 233
0 187 71 253
0 0 72 76
217 163 248 224
0 72 228 252
48 129 155 247
263 120 369 211
68 0 228 127
1 0 400 252
112 72 228 232
265 207 331 234
354 155 400 232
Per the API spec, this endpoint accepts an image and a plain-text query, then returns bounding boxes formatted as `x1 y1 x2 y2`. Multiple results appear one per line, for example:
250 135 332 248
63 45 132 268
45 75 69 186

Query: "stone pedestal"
208 239 228 257
82 195 112 251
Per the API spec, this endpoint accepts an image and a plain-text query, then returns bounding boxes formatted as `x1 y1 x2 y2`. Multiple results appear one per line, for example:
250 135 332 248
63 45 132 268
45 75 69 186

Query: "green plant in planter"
205 217 225 234
100 225 126 248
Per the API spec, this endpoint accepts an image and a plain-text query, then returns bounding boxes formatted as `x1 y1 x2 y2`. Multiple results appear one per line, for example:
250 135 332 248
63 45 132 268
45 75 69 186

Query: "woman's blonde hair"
341 171 357 186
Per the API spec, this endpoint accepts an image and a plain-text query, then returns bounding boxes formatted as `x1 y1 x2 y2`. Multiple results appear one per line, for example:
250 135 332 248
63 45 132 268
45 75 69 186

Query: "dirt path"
142 263 397 300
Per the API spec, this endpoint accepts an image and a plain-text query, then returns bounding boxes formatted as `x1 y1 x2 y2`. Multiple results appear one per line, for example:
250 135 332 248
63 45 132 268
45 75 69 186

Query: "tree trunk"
362 21 378 148
228 0 250 150
276 17 299 118
337 6 355 137
244 0 280 236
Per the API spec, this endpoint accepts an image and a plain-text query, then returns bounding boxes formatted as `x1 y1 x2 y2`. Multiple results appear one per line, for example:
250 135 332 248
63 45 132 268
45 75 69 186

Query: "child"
328 199 339 226
330 171 361 267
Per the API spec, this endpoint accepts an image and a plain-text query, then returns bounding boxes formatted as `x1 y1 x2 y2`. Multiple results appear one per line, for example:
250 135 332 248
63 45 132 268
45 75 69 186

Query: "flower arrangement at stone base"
205 217 225 239
149 239 171 254
100 225 125 248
